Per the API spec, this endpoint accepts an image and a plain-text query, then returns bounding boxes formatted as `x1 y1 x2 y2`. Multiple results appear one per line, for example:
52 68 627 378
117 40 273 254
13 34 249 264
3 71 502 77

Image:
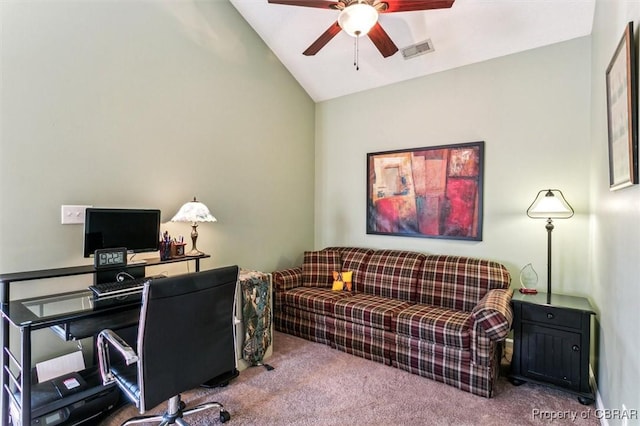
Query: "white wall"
589 1 640 419
0 1 315 363
316 37 592 298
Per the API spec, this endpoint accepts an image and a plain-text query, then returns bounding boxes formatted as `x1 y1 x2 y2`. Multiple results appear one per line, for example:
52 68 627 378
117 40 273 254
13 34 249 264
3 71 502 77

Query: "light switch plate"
61 205 92 225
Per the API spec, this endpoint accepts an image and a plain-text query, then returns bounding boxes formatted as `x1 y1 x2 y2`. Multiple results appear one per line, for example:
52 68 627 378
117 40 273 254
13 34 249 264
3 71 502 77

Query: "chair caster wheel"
220 410 231 423
578 396 594 405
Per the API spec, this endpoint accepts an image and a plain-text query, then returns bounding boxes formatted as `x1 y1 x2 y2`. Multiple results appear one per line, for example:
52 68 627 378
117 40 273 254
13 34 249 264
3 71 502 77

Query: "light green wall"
315 37 592 299
316 3 640 416
589 1 640 419
0 1 314 363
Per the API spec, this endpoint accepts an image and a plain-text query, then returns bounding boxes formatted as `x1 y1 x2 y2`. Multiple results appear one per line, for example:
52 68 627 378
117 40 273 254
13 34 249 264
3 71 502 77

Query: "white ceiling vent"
401 39 435 60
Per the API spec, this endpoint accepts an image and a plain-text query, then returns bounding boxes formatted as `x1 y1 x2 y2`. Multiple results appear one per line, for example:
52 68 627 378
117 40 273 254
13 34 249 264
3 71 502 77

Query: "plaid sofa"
273 247 513 398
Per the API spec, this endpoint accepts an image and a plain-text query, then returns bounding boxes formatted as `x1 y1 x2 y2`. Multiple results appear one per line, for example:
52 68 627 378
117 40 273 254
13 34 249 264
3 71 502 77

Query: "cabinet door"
521 323 582 391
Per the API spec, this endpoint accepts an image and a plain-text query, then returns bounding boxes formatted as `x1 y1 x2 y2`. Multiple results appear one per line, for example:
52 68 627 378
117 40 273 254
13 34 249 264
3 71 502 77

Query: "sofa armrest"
272 267 303 292
471 288 514 340
469 288 514 367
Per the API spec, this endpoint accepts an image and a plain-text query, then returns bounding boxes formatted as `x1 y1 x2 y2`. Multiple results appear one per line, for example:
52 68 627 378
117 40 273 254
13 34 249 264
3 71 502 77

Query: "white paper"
36 351 85 383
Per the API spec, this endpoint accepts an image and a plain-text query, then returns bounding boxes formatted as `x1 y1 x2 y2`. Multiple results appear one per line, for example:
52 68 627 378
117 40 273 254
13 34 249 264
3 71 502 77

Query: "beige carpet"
99 331 599 425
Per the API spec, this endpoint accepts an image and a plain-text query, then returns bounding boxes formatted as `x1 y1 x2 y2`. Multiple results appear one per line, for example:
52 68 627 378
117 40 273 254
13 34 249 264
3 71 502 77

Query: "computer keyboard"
89 277 151 298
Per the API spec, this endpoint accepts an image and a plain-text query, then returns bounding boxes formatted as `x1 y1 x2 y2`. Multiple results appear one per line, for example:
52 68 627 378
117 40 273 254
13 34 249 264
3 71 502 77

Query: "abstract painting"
367 141 484 240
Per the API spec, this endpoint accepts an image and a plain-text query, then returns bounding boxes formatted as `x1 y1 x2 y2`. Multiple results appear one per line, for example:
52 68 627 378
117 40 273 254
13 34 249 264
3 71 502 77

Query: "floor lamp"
526 189 574 304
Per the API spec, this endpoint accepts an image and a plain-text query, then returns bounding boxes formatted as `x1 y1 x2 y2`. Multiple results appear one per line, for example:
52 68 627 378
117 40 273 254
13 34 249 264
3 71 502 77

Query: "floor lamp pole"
545 218 554 304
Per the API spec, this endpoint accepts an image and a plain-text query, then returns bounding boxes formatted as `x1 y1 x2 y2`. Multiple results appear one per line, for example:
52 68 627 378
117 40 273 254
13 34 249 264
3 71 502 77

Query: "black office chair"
96 265 239 425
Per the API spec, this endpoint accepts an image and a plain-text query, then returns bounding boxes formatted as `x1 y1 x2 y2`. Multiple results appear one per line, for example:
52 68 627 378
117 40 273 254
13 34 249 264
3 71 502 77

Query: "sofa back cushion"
360 250 426 302
323 247 374 290
302 250 342 288
416 255 511 311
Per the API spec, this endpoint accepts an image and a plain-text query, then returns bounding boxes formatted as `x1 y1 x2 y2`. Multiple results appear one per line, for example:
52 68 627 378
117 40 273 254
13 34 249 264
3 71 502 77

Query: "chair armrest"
96 328 138 386
471 288 514 340
272 267 303 292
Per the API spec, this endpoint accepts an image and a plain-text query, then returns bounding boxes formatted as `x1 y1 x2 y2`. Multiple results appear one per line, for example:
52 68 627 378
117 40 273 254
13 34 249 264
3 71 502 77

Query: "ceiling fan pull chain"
354 35 360 71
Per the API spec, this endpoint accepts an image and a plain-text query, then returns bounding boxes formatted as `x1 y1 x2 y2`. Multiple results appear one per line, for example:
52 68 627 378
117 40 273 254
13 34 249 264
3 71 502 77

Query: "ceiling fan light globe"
338 3 379 37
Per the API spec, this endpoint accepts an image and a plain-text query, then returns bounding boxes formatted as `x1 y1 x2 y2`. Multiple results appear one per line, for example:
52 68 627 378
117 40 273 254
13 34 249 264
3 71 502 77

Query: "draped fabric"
241 271 272 366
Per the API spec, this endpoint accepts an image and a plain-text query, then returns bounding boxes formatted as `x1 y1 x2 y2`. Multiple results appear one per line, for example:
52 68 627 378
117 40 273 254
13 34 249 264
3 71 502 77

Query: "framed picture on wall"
606 21 638 191
366 141 484 241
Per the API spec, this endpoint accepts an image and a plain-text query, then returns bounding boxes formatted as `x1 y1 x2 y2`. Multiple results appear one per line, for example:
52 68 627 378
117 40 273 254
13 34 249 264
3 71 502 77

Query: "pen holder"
159 241 172 261
171 242 186 258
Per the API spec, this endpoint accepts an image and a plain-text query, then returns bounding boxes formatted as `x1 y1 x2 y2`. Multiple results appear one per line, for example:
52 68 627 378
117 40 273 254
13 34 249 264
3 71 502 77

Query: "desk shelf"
51 307 141 341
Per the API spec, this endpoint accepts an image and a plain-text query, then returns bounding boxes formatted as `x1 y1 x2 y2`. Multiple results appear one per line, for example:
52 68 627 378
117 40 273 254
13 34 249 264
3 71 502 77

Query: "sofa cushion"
334 293 412 331
416 255 511 311
360 250 426 301
276 307 335 346
323 247 374 289
302 250 342 288
333 320 393 365
395 304 472 349
282 287 353 316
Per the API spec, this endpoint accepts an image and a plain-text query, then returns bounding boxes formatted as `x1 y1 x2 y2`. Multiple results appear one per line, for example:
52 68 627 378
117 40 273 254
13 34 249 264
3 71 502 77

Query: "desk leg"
1 316 8 426
1 280 9 425
20 324 31 426
195 258 201 272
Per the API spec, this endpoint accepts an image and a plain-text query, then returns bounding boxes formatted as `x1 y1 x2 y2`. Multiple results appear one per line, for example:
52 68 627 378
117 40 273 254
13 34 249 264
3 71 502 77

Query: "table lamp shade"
170 197 217 224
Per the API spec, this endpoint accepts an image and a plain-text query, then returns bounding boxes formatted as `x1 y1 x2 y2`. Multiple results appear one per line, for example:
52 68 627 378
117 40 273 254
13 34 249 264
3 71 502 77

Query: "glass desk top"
2 290 142 329
23 292 95 318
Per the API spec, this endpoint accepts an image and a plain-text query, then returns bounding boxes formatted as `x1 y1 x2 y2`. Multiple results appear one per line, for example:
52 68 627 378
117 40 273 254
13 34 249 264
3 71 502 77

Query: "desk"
0 255 208 426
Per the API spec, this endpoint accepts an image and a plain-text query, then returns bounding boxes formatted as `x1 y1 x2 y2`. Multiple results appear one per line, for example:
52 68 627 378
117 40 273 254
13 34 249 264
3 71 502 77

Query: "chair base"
121 394 231 425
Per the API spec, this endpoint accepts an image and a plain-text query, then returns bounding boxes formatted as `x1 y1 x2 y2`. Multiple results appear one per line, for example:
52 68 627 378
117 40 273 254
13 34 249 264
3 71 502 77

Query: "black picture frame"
366 141 484 241
606 21 638 191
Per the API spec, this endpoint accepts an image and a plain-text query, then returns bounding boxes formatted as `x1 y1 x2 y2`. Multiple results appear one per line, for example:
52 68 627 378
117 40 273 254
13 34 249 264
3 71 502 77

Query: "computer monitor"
83 208 161 258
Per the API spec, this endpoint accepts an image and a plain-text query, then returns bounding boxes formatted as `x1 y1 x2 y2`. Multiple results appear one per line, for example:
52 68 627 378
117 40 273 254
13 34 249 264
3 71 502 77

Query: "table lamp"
526 189 574 303
170 197 217 256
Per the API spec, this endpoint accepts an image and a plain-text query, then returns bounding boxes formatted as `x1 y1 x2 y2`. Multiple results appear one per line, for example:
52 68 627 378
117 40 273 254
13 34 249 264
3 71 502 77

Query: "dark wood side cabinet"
509 292 595 405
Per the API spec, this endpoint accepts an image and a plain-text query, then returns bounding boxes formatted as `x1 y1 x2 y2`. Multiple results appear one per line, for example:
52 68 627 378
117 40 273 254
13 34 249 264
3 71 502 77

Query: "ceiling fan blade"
267 0 340 9
382 0 454 13
367 22 398 58
303 22 342 56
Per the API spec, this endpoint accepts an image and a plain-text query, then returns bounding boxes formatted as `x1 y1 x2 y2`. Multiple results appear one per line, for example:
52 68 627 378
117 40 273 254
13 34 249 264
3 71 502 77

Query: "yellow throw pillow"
332 271 353 292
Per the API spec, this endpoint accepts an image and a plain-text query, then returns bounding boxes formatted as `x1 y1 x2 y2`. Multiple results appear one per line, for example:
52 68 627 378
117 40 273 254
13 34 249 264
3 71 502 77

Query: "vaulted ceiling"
230 0 595 102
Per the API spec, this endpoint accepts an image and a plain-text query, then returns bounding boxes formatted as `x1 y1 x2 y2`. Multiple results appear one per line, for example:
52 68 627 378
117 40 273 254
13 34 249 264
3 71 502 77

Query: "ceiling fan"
267 0 455 58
